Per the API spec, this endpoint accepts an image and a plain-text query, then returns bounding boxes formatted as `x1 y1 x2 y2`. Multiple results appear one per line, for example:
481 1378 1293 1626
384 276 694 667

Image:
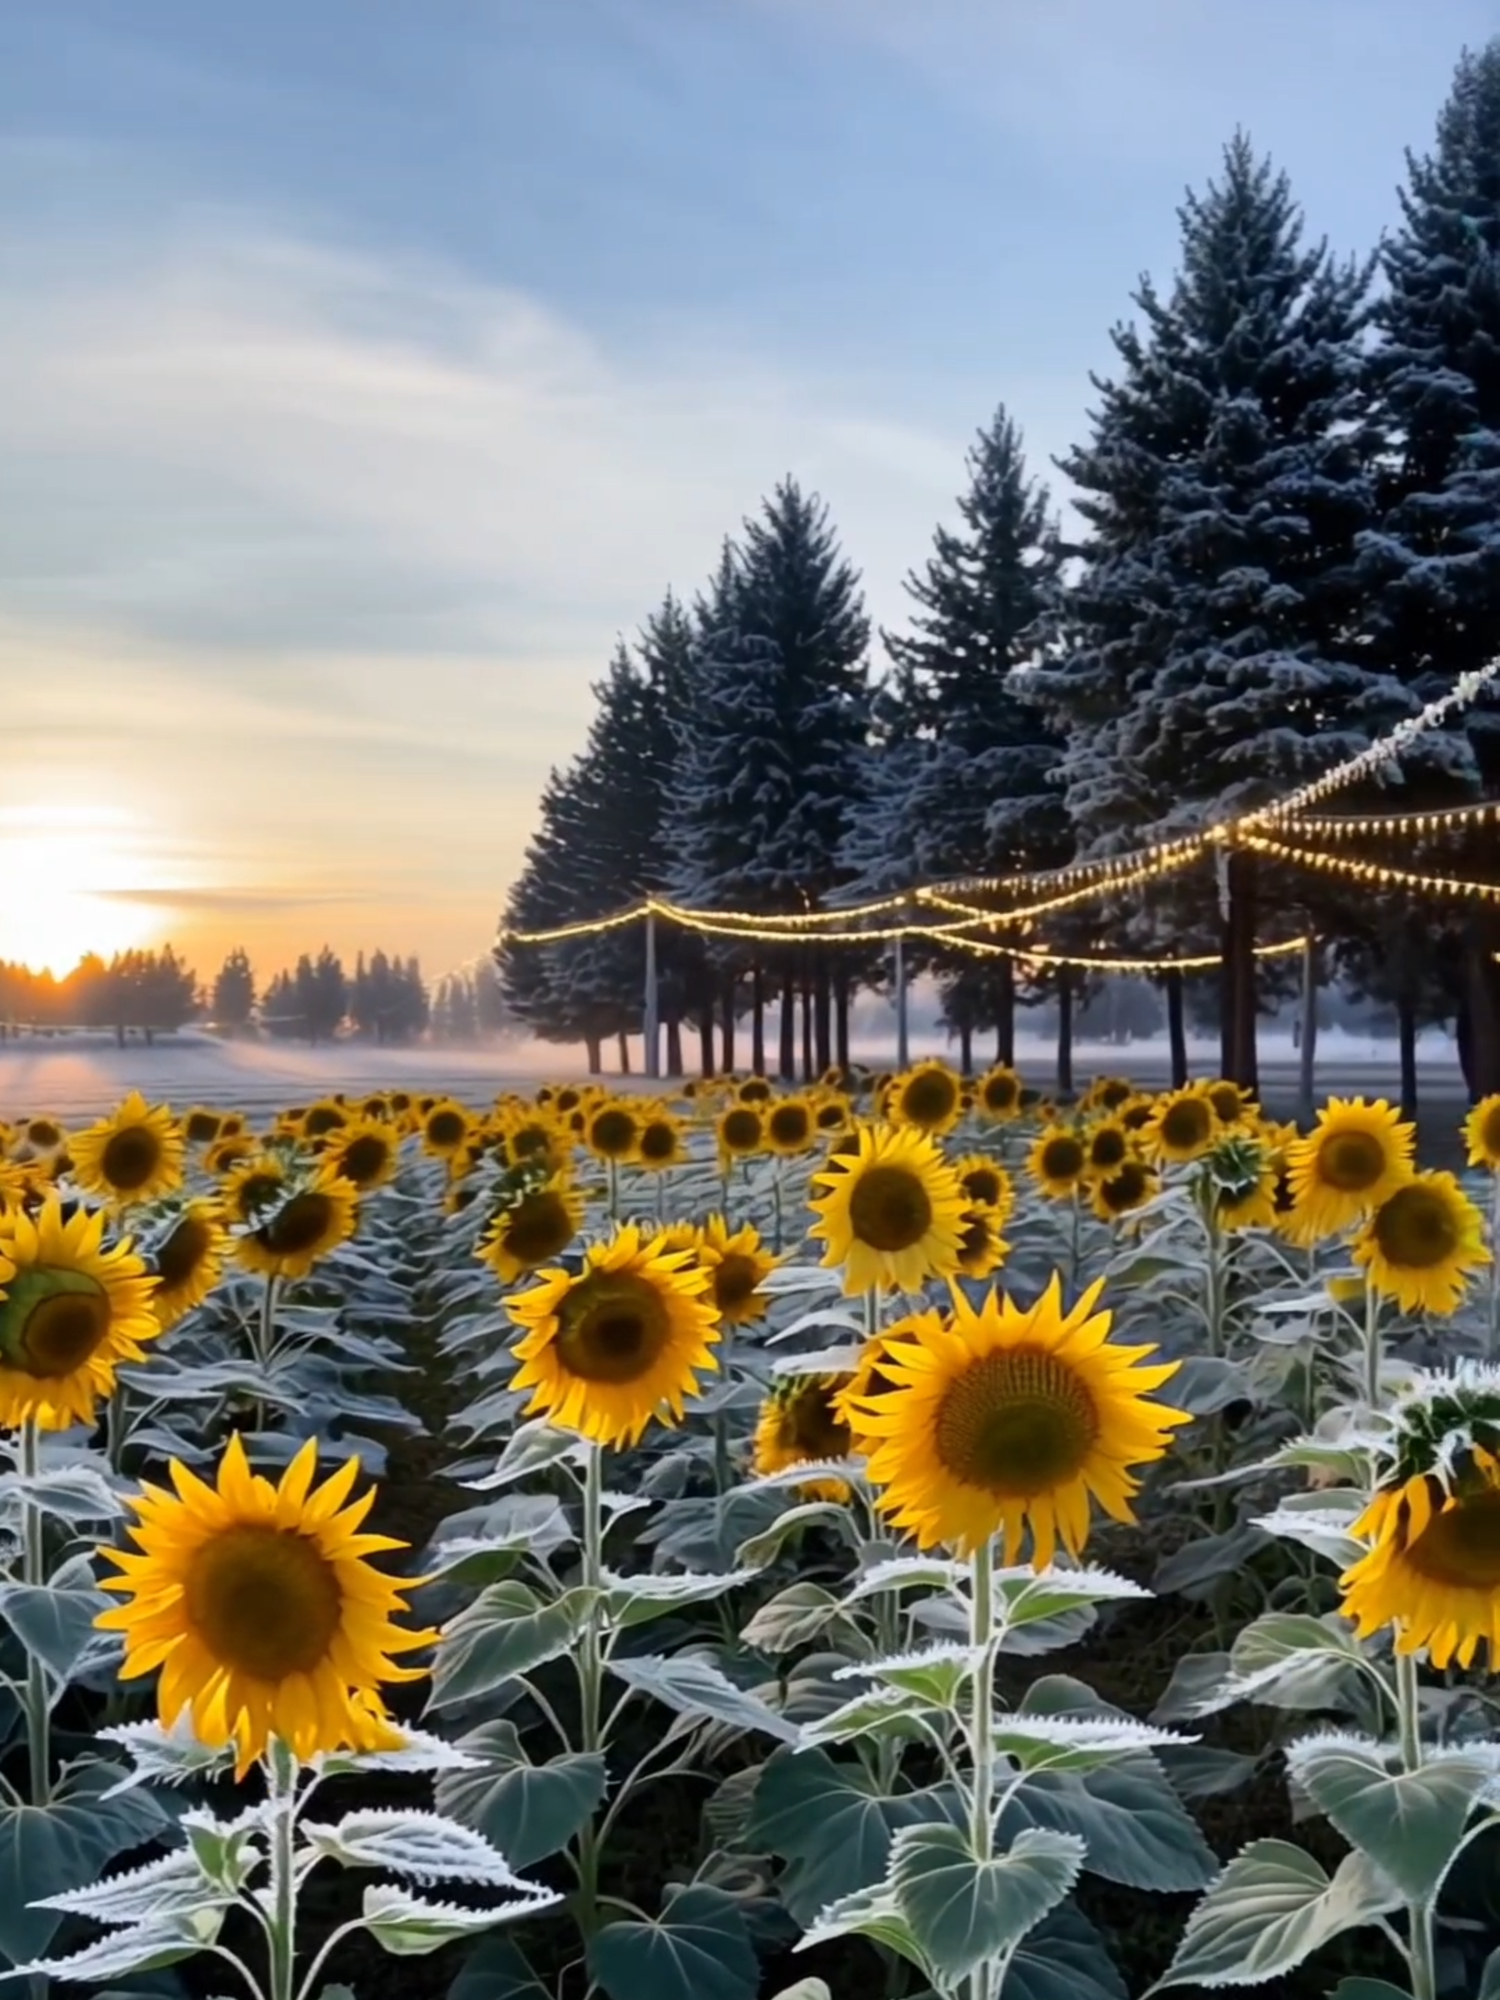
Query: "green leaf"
1226 1611 1370 1710
991 1716 1197 1775
840 1556 969 1608
603 1568 758 1630
1327 1982 1413 2000
747 1747 953 1925
1006 1757 1217 1893
842 1643 980 1707
430 1583 598 1709
741 1581 844 1653
606 1653 799 1744
994 1566 1151 1632
1000 1903 1129 2000
361 1884 554 1956
0 1761 168 1966
890 1823 1084 1985
436 1721 606 1869
0 1571 111 1682
464 1419 588 1490
448 1936 551 2000
1286 1733 1491 1904
797 1882 931 1973
768 1982 831 2000
1481 1947 1500 2000
1148 1840 1403 1993
587 1884 759 2000
735 1500 855 1569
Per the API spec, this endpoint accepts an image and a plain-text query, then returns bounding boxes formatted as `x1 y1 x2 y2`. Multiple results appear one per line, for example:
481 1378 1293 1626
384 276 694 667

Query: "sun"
0 807 162 974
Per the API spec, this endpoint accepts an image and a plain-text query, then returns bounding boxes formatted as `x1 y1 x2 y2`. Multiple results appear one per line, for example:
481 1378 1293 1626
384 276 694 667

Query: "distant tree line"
0 944 514 1048
500 43 1500 1102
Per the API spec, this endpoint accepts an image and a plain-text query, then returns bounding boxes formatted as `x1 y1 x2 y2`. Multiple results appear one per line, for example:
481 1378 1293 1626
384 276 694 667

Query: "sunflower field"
2 1066 1500 2000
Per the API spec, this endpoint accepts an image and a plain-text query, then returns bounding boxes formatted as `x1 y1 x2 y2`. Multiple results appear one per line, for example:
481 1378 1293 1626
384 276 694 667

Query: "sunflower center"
781 1381 851 1459
959 1212 993 1260
185 1112 220 1145
1404 1489 1500 1590
263 1192 337 1257
427 1110 467 1149
26 1120 62 1150
713 1252 760 1314
934 1346 1098 1496
739 1080 772 1103
2 1270 112 1377
639 1123 678 1163
769 1107 810 1147
961 1166 1002 1206
721 1110 761 1151
901 1073 959 1125
982 1075 1018 1112
1102 1163 1149 1211
233 1172 284 1221
1480 1104 1500 1157
184 1525 343 1680
557 1274 672 1383
1089 1129 1128 1172
504 1192 576 1265
1317 1130 1389 1192
303 1107 346 1138
847 1164 934 1252
590 1110 637 1157
157 1216 213 1289
339 1135 392 1185
1372 1184 1460 1269
1160 1100 1212 1149
99 1126 164 1192
1040 1136 1085 1181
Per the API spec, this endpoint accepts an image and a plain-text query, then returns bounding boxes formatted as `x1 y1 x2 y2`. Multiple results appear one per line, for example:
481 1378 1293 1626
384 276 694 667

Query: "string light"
499 903 654 947
907 928 1309 973
920 831 1215 901
1278 799 1500 841
1238 831 1500 903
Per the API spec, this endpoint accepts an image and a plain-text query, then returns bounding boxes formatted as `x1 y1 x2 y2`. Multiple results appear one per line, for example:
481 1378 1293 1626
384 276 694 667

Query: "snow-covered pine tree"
871 407 1072 1067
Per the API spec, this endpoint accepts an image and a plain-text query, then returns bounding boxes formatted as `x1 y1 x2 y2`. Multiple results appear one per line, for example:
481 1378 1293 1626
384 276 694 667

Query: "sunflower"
1082 1076 1134 1114
152 1201 229 1331
814 1093 852 1136
234 1169 360 1281
851 1276 1189 1559
716 1104 765 1162
636 1113 688 1171
0 1199 162 1428
504 1224 721 1448
1341 1452 1500 1669
206 1134 259 1177
420 1099 474 1161
809 1122 968 1296
221 1155 290 1227
69 1092 185 1207
765 1096 817 1156
1350 1172 1491 1316
1083 1120 1132 1182
887 1061 965 1137
1118 1095 1156 1135
737 1077 773 1105
1027 1127 1087 1202
324 1118 403 1194
1144 1087 1217 1165
585 1101 641 1165
20 1117 66 1155
1204 1078 1255 1127
501 1110 563 1170
478 1174 586 1283
1464 1095 1500 1172
955 1206 1010 1279
952 1155 1015 1230
97 1434 434 1775
300 1098 350 1143
183 1107 222 1147
753 1374 854 1500
216 1113 248 1140
1090 1158 1158 1223
835 1318 934 1453
1285 1097 1416 1241
975 1066 1022 1122
1214 1152 1279 1233
697 1214 780 1325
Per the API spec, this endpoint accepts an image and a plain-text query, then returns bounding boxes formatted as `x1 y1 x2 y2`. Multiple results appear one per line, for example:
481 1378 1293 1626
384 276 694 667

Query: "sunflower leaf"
740 1581 845 1655
602 1567 760 1629
606 1653 800 1744
429 1584 599 1710
796 1880 932 1973
1285 1733 1493 1905
302 1809 533 1888
360 1883 559 1956
463 1422 590 1492
0 1762 169 1967
586 1883 759 2000
0 1571 112 1683
735 1501 858 1568
1146 1841 1403 1993
436 1721 606 1869
891 1822 1085 1985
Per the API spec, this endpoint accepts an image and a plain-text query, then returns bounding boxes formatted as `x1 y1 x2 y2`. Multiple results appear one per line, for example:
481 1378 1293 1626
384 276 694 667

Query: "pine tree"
212 948 256 1032
260 969 299 1039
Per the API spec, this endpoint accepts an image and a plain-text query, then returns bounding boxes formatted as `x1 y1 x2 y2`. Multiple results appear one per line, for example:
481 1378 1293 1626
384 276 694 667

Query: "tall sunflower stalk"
19 1418 51 1807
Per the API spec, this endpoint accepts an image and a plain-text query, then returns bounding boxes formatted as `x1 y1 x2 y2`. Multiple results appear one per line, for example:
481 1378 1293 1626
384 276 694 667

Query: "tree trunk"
813 952 832 1076
1219 848 1259 1093
1165 970 1188 1088
617 1031 631 1075
752 962 766 1077
834 958 850 1077
778 968 796 1081
585 1033 602 1075
1397 989 1419 1124
721 973 737 1074
1458 912 1500 1099
995 956 1015 1066
1056 971 1074 1098
800 967 814 1083
958 1019 973 1075
698 1005 715 1079
666 1013 683 1078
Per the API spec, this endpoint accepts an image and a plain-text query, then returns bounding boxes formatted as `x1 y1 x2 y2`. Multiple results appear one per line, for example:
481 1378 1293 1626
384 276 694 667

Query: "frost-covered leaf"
430 1583 599 1709
839 1556 968 1608
607 1654 799 1744
833 1642 979 1707
314 1729 479 1777
361 1883 557 1956
1004 1758 1216 1893
0 1466 121 1523
735 1501 855 1567
462 1420 589 1491
891 1822 1084 1984
31 1850 214 1927
602 1567 758 1629
0 1761 169 1966
0 1564 111 1682
1001 1903 1130 2000
96 1718 236 1793
181 1806 266 1892
436 1721 606 1870
1252 1502 1367 1570
795 1882 929 1973
740 1581 845 1654
996 1566 1152 1630
1285 1733 1491 1904
1147 1841 1402 1992
587 1884 759 2000
991 1715 1199 1774
8 1914 219 1984
798 1683 929 1749
302 1809 531 1887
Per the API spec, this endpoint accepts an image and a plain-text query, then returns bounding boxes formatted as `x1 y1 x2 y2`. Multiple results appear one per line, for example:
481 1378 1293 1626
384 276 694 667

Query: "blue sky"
2 0 1493 979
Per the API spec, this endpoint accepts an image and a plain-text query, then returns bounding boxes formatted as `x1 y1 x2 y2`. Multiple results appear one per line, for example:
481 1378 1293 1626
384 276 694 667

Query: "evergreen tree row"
500 42 1500 1093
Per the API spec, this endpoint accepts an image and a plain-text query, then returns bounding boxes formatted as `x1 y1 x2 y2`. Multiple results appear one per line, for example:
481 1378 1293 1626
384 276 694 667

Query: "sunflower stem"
1362 1281 1383 1413
1486 1174 1500 1364
1394 1647 1437 2000
1066 1192 1081 1296
252 1275 278 1436
606 1160 618 1225
19 1420 50 1808
966 1538 997 2000
106 1381 129 1475
772 1175 784 1256
264 1743 299 2000
574 1440 606 1940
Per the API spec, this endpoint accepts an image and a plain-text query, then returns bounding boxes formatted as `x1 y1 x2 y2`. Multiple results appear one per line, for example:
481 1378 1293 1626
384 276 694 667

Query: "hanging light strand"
1238 830 1500 903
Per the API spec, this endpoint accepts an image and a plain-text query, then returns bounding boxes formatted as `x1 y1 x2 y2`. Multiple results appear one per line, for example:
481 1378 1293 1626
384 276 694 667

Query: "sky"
2 0 1494 987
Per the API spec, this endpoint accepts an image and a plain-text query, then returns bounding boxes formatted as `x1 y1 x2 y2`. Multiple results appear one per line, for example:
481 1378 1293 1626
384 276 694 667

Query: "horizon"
6 0 1495 980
